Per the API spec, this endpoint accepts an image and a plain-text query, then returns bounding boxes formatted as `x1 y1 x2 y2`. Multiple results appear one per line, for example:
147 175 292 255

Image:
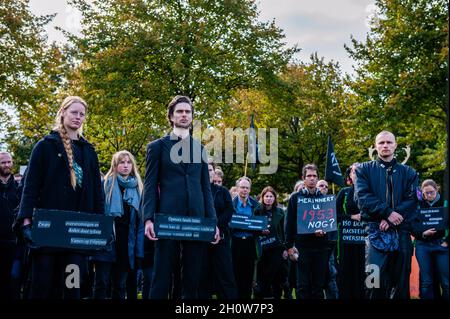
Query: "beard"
0 167 11 177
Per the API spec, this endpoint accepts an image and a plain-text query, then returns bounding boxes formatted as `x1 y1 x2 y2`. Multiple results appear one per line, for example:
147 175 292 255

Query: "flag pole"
332 183 335 195
244 152 248 177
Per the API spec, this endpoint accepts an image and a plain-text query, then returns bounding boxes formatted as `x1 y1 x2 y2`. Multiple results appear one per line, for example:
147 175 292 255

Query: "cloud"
257 0 374 74
28 0 374 75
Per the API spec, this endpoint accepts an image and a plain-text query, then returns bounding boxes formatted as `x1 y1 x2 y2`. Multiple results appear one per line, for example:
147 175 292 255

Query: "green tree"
66 0 297 169
0 0 70 169
219 55 357 196
345 0 448 184
0 0 53 105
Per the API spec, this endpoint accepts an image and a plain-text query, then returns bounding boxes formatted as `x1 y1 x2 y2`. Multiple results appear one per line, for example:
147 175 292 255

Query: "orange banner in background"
410 240 419 299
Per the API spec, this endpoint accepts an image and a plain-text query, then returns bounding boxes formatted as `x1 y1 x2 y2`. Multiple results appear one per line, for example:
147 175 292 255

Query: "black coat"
17 131 104 220
354 158 418 232
142 134 216 222
0 175 19 241
336 186 359 222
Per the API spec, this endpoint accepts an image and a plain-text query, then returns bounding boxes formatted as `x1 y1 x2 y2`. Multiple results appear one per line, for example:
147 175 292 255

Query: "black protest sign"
297 195 337 234
417 207 448 231
340 217 366 244
154 214 216 242
258 233 280 250
229 214 268 231
32 209 113 250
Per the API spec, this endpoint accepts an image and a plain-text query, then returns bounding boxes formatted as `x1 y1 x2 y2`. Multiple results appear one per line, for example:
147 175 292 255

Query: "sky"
29 0 376 76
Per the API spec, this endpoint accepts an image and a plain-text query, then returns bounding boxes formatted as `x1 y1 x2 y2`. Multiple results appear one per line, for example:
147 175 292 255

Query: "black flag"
249 114 259 171
325 135 345 186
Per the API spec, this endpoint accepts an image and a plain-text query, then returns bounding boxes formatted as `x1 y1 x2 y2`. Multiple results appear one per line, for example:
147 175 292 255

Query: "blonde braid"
58 125 77 190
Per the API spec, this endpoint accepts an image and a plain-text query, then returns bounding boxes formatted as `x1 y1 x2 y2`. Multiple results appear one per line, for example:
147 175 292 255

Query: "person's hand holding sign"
145 220 158 240
314 229 326 237
211 226 220 244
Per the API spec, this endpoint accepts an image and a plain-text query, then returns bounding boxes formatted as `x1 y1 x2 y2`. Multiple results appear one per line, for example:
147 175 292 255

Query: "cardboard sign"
340 217 366 244
297 195 337 234
418 207 448 231
154 214 216 242
32 209 113 250
229 214 268 231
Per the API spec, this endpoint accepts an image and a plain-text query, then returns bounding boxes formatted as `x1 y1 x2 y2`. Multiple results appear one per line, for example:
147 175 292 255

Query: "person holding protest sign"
92 150 144 299
254 186 289 299
231 176 261 299
354 130 418 299
16 96 104 299
285 163 330 299
316 180 339 299
336 163 365 299
142 95 220 299
412 179 448 299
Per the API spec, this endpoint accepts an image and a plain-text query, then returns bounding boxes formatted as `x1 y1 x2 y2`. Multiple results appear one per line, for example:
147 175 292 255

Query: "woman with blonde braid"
16 96 104 299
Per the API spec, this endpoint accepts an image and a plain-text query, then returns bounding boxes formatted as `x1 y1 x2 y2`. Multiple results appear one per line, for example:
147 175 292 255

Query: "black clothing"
199 184 237 299
336 186 365 299
18 131 104 221
211 183 234 237
354 158 418 231
143 134 216 299
286 189 329 299
143 134 216 222
16 131 104 299
151 240 205 299
354 157 418 299
231 195 261 299
255 206 288 299
0 174 19 299
0 175 19 241
232 236 257 299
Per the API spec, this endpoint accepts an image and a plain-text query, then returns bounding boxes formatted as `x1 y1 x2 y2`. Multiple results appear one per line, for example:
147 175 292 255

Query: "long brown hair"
259 186 278 209
53 96 88 190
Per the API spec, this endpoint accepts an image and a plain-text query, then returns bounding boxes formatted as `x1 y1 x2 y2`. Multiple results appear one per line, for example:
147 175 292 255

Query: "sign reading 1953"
297 195 337 234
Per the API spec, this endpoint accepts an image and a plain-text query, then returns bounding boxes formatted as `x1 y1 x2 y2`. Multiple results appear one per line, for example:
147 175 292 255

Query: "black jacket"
255 205 286 249
286 188 329 249
354 158 418 232
142 134 216 222
412 194 448 243
336 186 359 221
17 131 104 220
210 183 234 237
0 175 19 241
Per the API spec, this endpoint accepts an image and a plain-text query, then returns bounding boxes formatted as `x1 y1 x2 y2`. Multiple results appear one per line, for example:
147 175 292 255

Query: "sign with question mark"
296 195 337 234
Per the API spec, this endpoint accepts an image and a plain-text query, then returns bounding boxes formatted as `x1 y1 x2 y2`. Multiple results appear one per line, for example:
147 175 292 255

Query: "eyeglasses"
423 191 436 196
318 185 328 188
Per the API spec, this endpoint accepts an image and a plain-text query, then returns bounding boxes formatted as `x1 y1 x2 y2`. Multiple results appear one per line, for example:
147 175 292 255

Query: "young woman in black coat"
17 96 104 299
